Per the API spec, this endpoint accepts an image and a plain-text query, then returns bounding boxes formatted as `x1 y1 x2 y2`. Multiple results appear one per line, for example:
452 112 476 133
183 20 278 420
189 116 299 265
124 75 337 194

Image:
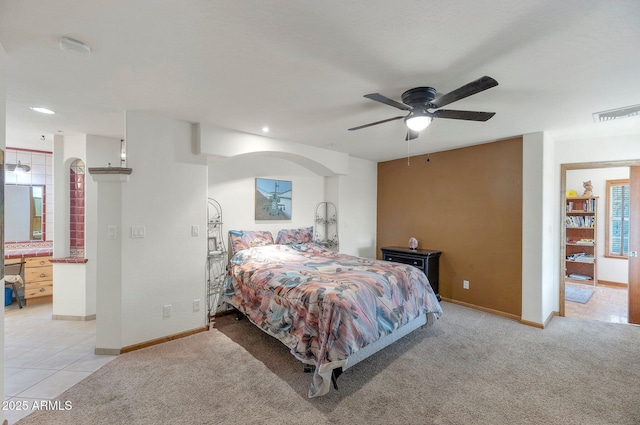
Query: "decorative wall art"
255 178 292 220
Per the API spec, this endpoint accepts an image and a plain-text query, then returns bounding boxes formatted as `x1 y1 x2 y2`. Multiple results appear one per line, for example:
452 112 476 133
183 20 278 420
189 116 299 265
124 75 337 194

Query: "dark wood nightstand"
380 246 442 301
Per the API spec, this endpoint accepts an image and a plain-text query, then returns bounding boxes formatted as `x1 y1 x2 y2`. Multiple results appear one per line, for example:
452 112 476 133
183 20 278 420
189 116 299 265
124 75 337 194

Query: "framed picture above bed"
255 178 292 220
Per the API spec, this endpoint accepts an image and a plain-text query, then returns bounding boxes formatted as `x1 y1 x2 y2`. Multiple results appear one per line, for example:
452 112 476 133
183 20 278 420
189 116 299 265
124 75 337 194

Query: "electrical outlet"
193 299 200 312
463 280 470 290
163 305 172 318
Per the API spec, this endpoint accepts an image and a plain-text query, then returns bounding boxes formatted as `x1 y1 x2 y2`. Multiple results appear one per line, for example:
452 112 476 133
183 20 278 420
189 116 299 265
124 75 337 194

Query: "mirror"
1 149 4 279
4 184 44 241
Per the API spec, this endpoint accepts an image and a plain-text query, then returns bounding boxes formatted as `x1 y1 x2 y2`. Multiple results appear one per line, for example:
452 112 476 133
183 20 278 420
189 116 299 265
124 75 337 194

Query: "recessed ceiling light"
30 107 55 114
262 126 269 133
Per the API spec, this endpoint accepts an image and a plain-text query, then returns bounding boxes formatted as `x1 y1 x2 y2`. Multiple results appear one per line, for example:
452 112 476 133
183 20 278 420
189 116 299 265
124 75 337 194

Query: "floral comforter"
221 243 442 397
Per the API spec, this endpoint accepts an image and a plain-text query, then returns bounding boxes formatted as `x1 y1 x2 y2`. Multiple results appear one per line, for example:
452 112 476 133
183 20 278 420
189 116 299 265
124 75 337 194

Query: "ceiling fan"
348 76 498 140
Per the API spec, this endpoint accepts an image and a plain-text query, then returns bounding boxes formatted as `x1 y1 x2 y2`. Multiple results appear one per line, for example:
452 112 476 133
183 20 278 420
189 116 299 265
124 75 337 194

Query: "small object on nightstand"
409 237 418 250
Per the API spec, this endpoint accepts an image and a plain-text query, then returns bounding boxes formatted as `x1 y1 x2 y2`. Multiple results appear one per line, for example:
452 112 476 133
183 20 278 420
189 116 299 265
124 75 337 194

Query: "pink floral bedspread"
222 243 442 397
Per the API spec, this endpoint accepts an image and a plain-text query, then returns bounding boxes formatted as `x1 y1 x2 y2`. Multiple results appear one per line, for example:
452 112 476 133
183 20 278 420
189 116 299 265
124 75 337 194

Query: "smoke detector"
58 36 91 56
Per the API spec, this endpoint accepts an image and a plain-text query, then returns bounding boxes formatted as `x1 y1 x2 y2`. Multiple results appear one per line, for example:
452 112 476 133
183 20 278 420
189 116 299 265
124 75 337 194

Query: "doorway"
560 160 640 324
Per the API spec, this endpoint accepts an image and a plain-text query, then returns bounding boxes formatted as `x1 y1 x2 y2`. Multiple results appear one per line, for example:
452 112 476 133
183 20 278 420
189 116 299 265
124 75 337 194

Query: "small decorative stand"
314 202 339 250
206 198 227 328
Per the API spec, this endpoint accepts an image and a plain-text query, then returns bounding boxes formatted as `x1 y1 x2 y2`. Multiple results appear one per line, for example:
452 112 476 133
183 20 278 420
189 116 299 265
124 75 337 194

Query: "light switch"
107 226 117 239
191 225 200 237
131 226 146 238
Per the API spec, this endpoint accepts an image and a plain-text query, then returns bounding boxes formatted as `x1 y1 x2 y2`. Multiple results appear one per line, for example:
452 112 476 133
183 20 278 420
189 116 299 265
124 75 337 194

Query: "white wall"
208 155 324 240
203 124 378 259
121 111 208 346
84 135 121 317
522 132 554 325
207 152 378 259
337 156 377 259
198 124 349 176
566 167 630 284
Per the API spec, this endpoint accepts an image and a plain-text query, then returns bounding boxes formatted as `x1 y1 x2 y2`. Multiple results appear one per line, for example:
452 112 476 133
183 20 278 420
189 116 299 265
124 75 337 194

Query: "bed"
221 229 443 397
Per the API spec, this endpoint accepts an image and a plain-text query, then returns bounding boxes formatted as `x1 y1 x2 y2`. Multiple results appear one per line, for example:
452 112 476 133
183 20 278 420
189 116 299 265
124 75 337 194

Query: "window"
606 179 629 258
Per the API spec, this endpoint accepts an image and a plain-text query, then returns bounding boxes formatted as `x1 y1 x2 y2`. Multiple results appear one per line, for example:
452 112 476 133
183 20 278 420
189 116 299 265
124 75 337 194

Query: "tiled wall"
69 159 85 258
4 148 53 241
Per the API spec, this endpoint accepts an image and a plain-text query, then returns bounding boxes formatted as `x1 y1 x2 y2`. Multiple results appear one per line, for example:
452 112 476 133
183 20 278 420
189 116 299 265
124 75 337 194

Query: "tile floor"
3 302 116 424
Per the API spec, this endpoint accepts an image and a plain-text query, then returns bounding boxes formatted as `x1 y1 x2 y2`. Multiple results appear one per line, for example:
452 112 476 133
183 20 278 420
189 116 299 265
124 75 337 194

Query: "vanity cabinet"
23 256 53 305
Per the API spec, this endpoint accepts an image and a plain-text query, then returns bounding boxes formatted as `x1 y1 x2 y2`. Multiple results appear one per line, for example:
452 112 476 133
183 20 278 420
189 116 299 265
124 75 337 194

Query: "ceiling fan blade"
430 76 498 108
364 93 411 111
433 109 496 121
348 116 404 131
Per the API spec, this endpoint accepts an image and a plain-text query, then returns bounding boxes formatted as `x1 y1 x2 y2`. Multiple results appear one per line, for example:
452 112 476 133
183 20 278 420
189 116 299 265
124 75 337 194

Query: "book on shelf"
566 238 595 245
566 198 596 213
565 216 594 228
566 253 594 263
575 238 594 245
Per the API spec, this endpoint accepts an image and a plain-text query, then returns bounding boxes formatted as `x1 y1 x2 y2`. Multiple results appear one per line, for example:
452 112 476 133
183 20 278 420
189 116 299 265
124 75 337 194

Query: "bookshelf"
564 196 597 286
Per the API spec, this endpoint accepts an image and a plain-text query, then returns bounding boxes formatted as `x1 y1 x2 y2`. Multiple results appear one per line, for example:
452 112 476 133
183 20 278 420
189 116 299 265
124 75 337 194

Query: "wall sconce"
6 161 31 175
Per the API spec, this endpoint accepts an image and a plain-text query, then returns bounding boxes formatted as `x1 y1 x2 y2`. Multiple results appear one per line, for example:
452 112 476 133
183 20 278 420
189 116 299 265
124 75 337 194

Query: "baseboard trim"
598 280 628 289
95 348 121 355
52 314 96 321
521 310 556 329
120 326 208 354
440 297 521 322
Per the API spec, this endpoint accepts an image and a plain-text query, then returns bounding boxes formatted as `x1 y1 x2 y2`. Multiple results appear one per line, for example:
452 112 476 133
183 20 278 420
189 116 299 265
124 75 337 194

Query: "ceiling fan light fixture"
404 111 433 132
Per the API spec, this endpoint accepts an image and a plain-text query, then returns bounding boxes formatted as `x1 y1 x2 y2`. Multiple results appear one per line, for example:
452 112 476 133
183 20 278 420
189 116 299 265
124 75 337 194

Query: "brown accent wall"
377 137 523 316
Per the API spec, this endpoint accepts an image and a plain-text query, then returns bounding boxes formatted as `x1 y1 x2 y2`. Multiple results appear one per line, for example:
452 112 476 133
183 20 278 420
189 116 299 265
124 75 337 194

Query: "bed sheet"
222 243 442 397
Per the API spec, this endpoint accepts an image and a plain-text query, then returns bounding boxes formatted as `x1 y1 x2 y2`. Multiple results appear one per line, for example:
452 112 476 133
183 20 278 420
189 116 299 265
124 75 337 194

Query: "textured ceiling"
1 0 639 161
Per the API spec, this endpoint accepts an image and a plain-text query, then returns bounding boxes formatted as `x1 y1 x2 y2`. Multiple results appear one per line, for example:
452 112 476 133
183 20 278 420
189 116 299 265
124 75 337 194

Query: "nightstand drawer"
383 254 424 268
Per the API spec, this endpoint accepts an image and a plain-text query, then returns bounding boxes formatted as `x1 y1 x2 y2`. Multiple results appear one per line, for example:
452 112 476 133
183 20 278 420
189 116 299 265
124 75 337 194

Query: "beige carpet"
16 302 640 425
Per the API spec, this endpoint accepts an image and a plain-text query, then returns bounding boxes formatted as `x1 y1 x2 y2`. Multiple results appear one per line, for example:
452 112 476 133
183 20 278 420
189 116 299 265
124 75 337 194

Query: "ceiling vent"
592 104 640 123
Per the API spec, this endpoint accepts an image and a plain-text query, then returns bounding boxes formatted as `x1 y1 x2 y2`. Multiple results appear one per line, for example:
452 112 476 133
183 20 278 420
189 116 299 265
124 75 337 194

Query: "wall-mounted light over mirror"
5 161 31 175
